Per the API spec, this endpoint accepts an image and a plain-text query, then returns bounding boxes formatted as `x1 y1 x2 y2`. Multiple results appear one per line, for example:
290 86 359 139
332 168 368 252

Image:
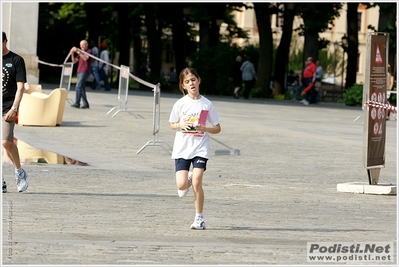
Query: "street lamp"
333 41 339 101
341 35 348 94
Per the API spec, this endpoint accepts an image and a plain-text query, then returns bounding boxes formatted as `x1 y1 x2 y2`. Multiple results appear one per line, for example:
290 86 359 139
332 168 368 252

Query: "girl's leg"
191 167 205 214
176 170 190 190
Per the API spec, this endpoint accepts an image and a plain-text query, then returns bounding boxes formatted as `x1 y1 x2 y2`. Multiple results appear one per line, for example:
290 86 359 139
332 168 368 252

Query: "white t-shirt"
100 50 109 73
169 95 221 160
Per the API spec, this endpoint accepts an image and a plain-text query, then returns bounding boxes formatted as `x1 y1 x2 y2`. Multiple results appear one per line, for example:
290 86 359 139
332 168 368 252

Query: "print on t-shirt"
182 110 208 137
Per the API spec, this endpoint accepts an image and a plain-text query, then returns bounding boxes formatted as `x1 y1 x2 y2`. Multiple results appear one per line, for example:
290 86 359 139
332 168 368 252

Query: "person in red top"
300 57 318 105
70 40 92 109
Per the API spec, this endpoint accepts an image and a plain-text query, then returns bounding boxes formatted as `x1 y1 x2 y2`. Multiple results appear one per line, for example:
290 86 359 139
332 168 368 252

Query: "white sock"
196 213 203 219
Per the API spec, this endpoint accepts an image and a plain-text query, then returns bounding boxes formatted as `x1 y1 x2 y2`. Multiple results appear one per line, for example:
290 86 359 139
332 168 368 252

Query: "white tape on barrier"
39 48 157 91
364 100 397 113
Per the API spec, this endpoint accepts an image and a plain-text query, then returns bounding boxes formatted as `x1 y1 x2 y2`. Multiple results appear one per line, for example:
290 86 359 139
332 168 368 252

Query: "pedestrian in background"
386 64 395 120
315 60 324 101
99 42 111 91
240 55 257 99
300 57 317 105
230 55 242 99
167 66 178 89
89 40 101 90
70 40 92 109
2 31 29 193
169 67 221 230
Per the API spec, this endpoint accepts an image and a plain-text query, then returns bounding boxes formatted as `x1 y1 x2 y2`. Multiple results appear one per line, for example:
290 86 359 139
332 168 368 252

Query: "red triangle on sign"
375 45 383 64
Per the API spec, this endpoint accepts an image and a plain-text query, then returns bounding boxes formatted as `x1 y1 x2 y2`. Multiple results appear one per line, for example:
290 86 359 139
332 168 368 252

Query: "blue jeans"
295 77 319 103
295 84 303 100
295 77 313 100
90 66 101 89
98 68 111 91
74 72 90 107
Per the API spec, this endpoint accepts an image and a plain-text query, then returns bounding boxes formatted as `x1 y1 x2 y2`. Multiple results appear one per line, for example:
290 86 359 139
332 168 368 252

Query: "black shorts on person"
175 157 208 172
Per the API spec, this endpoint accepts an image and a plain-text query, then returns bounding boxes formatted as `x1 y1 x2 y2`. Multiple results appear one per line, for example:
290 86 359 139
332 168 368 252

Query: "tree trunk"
254 3 273 98
143 4 162 85
377 3 396 72
85 3 102 43
301 4 322 69
116 4 130 68
171 4 187 74
131 8 142 76
199 20 211 49
273 3 296 95
198 6 212 49
345 3 359 89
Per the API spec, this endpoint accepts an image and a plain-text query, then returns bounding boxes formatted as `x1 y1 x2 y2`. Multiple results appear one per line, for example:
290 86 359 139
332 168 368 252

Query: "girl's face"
182 73 201 95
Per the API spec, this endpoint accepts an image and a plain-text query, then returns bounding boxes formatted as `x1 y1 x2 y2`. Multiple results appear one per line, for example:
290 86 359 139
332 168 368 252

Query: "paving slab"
2 84 397 265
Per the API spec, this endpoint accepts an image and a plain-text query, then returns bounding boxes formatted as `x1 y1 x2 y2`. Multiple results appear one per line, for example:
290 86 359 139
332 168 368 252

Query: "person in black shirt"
2 31 29 193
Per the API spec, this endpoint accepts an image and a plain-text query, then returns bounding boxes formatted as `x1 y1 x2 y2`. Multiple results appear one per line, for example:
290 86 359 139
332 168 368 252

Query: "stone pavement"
2 84 397 265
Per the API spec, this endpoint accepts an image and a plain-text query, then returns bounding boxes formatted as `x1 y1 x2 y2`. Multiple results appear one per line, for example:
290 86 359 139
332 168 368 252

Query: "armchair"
18 88 67 127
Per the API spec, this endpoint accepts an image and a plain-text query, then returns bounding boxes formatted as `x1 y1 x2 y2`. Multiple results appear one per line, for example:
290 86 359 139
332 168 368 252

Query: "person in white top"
99 42 111 91
169 67 221 230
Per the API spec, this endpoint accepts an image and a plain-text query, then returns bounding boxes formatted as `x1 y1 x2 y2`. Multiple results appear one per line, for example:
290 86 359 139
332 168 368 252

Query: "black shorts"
175 157 208 172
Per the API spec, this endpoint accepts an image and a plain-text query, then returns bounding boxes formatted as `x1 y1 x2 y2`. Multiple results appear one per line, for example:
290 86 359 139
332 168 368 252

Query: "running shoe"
190 217 206 230
15 169 28 193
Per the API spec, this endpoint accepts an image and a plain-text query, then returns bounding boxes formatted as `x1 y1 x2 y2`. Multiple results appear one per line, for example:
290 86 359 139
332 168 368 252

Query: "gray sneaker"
15 169 28 193
2 177 7 193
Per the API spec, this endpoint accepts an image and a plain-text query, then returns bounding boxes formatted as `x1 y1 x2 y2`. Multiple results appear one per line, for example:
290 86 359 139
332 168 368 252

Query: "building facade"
230 3 381 85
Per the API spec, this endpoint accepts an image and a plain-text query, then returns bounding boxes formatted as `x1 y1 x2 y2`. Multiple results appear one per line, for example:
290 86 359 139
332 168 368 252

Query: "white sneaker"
177 171 192 197
302 99 309 105
15 169 28 193
190 217 206 230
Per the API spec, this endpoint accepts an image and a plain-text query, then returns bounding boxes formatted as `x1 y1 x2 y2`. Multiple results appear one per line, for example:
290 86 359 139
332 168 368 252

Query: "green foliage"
342 83 363 106
189 43 261 96
190 43 243 96
389 93 397 106
250 87 264 98
273 94 285 100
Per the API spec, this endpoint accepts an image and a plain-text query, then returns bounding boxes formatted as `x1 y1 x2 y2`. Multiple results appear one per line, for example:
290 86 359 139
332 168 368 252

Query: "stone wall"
2 2 39 84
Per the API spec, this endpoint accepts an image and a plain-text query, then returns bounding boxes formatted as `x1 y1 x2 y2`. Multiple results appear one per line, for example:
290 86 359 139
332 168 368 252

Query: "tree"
169 4 188 74
367 3 397 74
84 3 102 43
38 3 87 81
345 3 359 89
142 4 165 84
273 3 296 96
115 4 131 69
253 3 274 98
296 3 342 67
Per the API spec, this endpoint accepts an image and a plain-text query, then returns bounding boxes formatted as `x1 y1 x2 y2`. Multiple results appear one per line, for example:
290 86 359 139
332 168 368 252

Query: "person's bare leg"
176 170 189 190
191 168 204 213
2 140 21 170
